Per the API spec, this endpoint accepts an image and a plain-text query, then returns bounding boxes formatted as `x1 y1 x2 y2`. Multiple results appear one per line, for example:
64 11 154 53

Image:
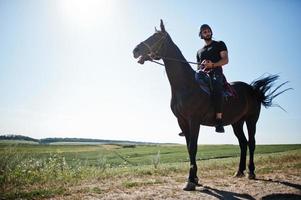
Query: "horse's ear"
160 19 166 32
155 26 158 32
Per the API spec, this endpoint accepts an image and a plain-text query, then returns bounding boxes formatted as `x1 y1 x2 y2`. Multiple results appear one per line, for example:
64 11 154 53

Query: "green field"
1 143 300 167
0 142 300 199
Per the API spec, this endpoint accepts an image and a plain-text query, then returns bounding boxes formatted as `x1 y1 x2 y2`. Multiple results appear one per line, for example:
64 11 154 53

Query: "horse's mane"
164 33 197 78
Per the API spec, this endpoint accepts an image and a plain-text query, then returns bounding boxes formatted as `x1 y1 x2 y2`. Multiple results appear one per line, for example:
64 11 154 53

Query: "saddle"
195 70 237 97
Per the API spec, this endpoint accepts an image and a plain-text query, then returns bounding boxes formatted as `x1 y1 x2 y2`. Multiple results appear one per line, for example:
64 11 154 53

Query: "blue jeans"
208 70 224 113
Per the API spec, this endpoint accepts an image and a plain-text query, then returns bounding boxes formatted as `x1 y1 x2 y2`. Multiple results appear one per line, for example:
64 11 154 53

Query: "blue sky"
0 0 300 144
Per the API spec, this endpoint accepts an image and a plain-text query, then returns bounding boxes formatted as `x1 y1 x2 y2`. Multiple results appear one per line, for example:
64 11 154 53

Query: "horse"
133 20 290 191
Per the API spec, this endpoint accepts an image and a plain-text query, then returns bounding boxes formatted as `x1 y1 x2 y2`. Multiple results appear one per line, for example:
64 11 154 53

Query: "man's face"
201 28 212 41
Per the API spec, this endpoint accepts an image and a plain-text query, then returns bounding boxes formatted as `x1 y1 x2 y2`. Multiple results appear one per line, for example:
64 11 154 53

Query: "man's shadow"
255 178 301 190
261 193 301 200
256 178 301 200
197 178 301 200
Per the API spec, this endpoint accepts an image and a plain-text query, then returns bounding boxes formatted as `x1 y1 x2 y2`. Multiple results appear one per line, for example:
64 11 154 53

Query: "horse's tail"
251 74 292 110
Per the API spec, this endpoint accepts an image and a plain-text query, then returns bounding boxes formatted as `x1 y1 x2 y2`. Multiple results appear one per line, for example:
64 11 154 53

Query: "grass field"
0 142 300 199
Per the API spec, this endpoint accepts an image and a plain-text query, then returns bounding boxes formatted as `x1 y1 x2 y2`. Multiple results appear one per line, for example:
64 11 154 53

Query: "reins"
141 33 199 67
151 56 199 66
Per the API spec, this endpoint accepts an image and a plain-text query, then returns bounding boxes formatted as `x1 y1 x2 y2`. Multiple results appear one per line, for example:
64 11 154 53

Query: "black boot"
215 118 225 133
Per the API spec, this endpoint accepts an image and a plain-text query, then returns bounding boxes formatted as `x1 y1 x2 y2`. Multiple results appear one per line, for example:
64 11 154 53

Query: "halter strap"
141 33 199 66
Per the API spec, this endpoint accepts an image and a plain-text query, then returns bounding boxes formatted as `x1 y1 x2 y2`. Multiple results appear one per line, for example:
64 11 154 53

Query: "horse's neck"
162 40 198 93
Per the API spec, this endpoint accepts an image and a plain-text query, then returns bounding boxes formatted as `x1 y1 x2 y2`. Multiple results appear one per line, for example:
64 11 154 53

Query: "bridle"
140 32 199 66
141 32 168 63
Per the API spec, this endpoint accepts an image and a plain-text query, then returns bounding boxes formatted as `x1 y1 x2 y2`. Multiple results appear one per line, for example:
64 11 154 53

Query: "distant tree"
0 134 159 145
0 134 39 142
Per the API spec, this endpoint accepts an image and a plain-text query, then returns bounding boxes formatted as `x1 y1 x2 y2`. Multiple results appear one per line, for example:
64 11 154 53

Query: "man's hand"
201 59 214 71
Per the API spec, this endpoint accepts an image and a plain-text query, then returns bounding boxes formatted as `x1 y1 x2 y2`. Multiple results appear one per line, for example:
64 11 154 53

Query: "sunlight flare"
58 0 113 29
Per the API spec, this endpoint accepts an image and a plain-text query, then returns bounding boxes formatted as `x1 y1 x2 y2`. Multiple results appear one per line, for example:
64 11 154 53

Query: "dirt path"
51 172 300 200
47 151 301 200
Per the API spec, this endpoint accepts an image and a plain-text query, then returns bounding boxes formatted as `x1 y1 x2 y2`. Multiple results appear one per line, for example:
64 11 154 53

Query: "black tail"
251 74 292 109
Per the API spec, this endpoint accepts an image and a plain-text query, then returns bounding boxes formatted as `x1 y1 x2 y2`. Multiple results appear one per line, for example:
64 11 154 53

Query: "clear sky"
0 0 300 144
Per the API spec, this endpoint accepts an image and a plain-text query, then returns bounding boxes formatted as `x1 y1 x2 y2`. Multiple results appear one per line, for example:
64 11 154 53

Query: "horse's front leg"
183 119 200 191
177 116 189 137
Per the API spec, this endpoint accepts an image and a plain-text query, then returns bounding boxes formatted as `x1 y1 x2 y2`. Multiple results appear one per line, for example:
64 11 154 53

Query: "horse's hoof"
233 171 245 178
248 173 256 180
183 182 196 191
194 177 202 186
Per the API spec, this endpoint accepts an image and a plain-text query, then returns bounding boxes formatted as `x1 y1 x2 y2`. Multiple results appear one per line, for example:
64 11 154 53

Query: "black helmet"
199 24 212 38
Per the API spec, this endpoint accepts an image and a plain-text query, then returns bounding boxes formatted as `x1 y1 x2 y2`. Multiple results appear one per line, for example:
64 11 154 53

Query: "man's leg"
212 72 224 133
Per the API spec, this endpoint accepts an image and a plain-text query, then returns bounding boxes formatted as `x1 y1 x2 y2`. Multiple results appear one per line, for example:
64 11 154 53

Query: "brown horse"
133 20 290 191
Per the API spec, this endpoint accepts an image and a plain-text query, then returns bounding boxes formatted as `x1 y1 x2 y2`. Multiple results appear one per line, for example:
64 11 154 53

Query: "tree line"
0 134 156 145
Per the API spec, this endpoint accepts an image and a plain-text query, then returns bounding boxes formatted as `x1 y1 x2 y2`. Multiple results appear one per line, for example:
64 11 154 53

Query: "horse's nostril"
134 48 139 52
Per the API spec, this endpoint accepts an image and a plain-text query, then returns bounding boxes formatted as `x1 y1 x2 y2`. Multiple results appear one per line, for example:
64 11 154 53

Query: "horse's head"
133 19 168 64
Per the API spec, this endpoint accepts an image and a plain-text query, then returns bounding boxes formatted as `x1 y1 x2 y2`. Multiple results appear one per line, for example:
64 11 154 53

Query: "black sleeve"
218 41 228 52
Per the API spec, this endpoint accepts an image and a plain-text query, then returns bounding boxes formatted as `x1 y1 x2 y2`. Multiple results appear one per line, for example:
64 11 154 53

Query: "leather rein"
141 33 199 66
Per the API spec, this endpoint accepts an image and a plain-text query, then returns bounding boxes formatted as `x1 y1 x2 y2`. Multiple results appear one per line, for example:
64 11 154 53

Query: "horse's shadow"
197 178 301 200
254 178 301 190
198 185 255 200
256 178 301 200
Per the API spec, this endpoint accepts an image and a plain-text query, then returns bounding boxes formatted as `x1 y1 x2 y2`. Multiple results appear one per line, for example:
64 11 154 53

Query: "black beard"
204 35 212 41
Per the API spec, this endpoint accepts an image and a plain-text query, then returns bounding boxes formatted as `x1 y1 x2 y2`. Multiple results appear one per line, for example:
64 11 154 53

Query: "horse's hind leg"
246 116 258 179
232 119 248 177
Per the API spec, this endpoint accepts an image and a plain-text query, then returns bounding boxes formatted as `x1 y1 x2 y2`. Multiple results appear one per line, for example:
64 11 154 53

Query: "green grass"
3 188 65 199
0 142 300 199
1 143 300 167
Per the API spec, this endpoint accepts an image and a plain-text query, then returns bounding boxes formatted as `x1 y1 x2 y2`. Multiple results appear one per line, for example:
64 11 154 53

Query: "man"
197 24 229 133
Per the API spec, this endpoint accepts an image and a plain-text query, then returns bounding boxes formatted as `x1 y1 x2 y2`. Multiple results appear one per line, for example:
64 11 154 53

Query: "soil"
51 171 301 200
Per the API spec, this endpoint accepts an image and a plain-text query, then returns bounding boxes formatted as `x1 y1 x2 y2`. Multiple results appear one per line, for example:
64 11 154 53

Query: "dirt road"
51 171 300 200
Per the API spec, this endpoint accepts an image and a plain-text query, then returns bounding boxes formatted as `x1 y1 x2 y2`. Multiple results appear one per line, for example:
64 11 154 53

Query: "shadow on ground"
197 178 301 200
261 193 301 200
255 178 301 191
199 185 255 200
